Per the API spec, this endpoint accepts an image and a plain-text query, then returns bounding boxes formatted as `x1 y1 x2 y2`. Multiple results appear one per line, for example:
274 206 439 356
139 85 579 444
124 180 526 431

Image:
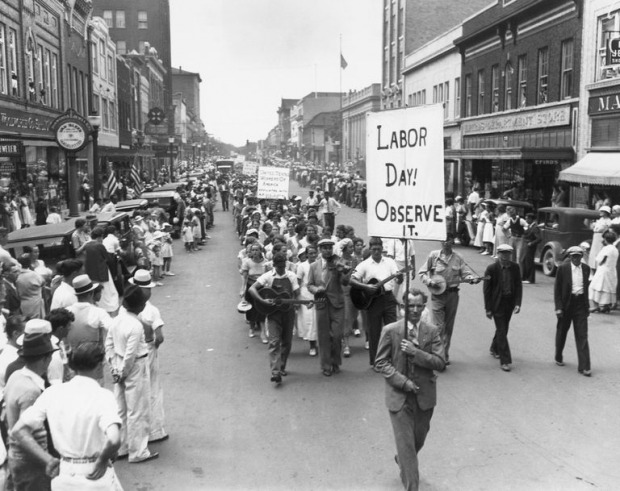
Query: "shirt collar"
20 366 46 392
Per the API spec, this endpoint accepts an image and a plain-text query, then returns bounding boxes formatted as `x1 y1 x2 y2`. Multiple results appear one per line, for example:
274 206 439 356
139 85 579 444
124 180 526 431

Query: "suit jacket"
483 261 522 313
307 256 346 308
375 319 445 412
554 261 590 312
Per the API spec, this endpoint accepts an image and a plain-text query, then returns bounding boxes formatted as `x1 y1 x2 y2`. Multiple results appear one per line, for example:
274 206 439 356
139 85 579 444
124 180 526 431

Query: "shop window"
591 116 620 148
116 40 126 55
103 10 113 28
537 47 548 104
518 54 527 108
138 11 148 29
115 10 126 29
477 69 485 115
560 39 573 99
0 23 7 95
454 78 460 119
491 65 499 113
465 74 472 117
504 62 513 110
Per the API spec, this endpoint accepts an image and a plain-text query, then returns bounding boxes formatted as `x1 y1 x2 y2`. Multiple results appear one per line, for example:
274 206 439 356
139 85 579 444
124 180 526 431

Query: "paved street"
116 181 620 491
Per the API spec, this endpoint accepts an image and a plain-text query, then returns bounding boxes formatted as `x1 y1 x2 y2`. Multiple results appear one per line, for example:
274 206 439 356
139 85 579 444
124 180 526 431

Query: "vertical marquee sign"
365 105 445 240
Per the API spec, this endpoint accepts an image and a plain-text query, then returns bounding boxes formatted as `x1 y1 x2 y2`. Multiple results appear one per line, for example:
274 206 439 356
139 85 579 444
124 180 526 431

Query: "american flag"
130 163 144 195
106 168 119 197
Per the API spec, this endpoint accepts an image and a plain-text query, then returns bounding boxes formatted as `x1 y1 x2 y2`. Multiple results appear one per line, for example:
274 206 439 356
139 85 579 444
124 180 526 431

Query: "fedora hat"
18 332 57 357
16 319 53 347
72 274 99 295
129 269 156 288
237 299 252 313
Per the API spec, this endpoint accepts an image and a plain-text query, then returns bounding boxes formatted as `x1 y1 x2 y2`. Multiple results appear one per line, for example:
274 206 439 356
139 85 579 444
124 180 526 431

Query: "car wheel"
542 248 557 277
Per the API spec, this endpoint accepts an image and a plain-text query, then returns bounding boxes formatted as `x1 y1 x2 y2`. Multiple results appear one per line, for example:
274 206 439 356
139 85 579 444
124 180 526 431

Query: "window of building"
398 7 403 38
103 98 110 129
432 84 438 103
8 28 18 96
391 13 395 43
504 62 513 110
26 38 35 101
518 54 527 108
51 53 58 108
110 101 117 131
116 40 126 55
465 74 472 117
537 47 548 104
444 81 450 120
91 42 98 74
37 44 43 103
99 40 106 81
43 49 51 105
93 93 100 115
592 116 620 148
454 77 460 118
408 93 413 106
73 67 81 113
477 70 485 115
108 54 114 82
115 10 125 28
598 12 619 80
138 11 148 29
103 10 113 28
560 39 573 99
422 89 426 105
138 41 146 55
0 23 7 95
491 65 499 113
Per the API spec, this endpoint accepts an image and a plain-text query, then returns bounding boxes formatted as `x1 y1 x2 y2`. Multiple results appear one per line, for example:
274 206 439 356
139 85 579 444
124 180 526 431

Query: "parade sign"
257 166 289 200
243 162 258 175
365 105 444 240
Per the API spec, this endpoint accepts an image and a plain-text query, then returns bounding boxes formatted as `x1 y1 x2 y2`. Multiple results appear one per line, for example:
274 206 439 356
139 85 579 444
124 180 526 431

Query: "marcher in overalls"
249 253 300 386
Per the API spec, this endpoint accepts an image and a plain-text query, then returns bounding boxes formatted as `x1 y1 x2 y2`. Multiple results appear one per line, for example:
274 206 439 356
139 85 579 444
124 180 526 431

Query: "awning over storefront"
456 147 574 160
559 152 620 186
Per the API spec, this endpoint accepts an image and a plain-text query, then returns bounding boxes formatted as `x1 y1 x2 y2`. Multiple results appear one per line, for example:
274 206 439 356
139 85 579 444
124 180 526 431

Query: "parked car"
154 182 186 192
482 198 534 217
139 189 177 211
535 207 600 276
115 198 148 213
5 219 81 264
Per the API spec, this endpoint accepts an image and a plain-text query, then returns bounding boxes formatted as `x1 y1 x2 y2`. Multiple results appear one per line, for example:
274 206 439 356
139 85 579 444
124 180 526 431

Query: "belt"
61 456 98 464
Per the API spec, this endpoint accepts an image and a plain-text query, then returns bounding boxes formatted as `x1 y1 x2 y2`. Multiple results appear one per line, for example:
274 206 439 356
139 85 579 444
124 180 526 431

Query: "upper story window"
91 41 98 74
537 47 548 104
0 23 7 96
8 28 18 97
597 10 620 81
560 39 573 99
505 62 513 110
491 65 500 113
454 77 461 119
444 81 450 120
477 70 485 115
138 11 148 29
103 10 113 28
517 54 527 108
99 40 106 80
116 40 126 55
115 10 125 28
465 74 472 117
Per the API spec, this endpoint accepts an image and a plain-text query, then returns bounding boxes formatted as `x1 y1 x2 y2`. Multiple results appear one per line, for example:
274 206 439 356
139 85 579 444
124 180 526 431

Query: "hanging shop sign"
461 105 571 135
588 91 620 115
0 107 55 137
50 109 92 152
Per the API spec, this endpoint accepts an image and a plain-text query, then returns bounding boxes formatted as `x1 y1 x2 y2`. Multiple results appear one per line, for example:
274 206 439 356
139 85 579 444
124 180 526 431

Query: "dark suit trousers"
316 302 344 371
490 297 514 365
555 296 590 372
389 393 434 491
323 212 335 231
267 310 295 376
367 293 398 365
521 244 537 283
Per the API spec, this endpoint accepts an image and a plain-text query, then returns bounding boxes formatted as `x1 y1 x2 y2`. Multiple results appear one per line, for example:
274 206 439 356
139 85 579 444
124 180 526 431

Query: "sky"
169 0 382 147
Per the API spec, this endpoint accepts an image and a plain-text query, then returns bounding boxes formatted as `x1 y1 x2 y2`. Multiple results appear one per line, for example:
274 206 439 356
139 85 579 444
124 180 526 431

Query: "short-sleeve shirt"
20 375 121 459
255 269 300 291
50 282 77 310
351 256 399 292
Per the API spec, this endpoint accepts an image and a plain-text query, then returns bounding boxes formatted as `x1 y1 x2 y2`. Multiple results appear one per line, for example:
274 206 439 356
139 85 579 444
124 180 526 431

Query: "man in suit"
375 289 445 491
483 244 522 372
307 238 348 376
521 212 541 284
554 246 591 376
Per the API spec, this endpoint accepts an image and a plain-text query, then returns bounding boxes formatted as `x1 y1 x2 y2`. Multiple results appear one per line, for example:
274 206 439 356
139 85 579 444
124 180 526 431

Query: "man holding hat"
483 244 522 372
554 246 591 376
105 285 157 462
307 238 349 376
5 331 56 490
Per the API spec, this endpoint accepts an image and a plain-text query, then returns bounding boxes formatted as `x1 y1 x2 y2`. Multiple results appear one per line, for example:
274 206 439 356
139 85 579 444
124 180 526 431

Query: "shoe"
353 329 361 337
165 272 176 276
271 374 282 385
261 334 268 344
332 365 340 374
445 360 451 366
480 251 490 255
555 360 564 367
522 280 531 284
116 453 128 461
309 347 317 356
364 341 369 350
280 369 288 377
156 282 164 286
501 364 511 372
580 369 592 377
130 452 159 464
149 435 169 444
589 307 600 313
490 350 500 359
249 329 256 338
600 306 611 314
322 369 332 377
343 346 351 358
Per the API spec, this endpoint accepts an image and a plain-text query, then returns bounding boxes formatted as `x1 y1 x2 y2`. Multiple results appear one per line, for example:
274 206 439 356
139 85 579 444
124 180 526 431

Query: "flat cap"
317 238 335 247
566 246 584 256
497 244 514 252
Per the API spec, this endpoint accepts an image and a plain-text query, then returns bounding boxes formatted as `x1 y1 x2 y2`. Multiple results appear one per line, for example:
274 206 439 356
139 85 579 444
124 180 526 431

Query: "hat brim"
74 283 100 295
237 300 253 313
129 278 156 288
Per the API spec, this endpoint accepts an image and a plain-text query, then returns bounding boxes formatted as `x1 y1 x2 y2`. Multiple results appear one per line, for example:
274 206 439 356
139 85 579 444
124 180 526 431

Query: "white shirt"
105 311 148 378
139 302 164 330
21 375 121 459
67 302 113 331
50 282 78 311
385 239 416 263
570 263 584 295
352 256 399 292
255 268 300 291
467 191 480 205
0 344 19 395
103 234 121 254
101 202 116 213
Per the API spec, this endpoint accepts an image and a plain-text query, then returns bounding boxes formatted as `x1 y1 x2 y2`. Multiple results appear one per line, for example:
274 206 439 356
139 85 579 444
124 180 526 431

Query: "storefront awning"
455 147 574 160
559 152 620 186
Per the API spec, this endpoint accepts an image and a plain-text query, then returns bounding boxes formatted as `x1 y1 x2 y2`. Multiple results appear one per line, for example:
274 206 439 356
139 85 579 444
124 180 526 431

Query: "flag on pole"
130 162 143 195
340 54 348 70
106 167 119 197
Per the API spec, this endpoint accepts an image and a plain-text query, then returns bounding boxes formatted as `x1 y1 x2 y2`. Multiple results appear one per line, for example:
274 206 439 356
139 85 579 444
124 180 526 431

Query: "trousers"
267 310 295 376
367 293 398 365
147 342 167 441
555 296 590 372
490 297 515 365
316 302 344 371
430 290 459 361
52 461 123 490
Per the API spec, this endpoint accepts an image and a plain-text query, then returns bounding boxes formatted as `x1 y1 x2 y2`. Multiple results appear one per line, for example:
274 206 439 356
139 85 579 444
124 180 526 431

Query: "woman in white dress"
481 206 496 255
296 245 318 356
473 201 487 252
493 205 509 256
588 206 612 271
9 195 21 231
19 191 33 227
589 231 619 313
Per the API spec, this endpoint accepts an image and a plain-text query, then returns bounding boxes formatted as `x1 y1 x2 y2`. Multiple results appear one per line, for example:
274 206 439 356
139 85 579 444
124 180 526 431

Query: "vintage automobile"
482 198 534 217
5 218 82 263
115 198 148 213
139 189 177 211
535 207 600 276
154 182 186 192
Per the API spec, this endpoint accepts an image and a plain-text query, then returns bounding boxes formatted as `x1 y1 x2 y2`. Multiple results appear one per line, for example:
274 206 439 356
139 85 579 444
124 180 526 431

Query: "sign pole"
403 239 409 337
67 150 80 217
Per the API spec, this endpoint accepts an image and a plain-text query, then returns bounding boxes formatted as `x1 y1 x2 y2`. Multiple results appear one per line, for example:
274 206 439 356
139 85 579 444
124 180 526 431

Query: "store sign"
461 105 571 135
0 141 22 157
50 109 92 152
0 108 55 136
588 91 620 115
144 123 168 136
0 162 16 174
606 38 620 66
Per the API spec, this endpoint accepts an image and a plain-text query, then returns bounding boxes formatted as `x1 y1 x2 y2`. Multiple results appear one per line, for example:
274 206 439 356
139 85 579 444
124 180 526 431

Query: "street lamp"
87 114 102 201
168 136 175 182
